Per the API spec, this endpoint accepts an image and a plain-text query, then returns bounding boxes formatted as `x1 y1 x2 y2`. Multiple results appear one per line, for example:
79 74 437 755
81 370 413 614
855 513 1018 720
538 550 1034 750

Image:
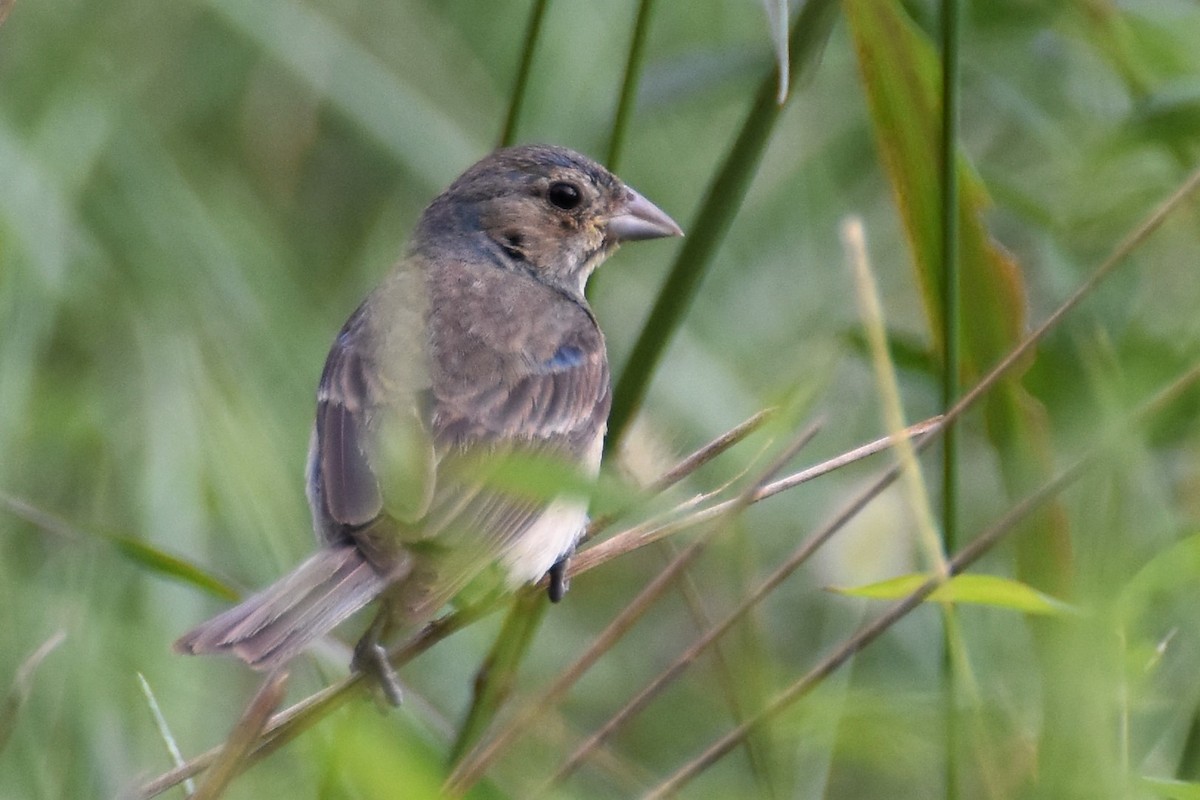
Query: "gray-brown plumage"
175 145 681 678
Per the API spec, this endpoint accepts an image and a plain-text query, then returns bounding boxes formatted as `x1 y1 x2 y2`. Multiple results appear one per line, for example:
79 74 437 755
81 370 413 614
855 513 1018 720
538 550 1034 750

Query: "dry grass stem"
572 415 940 576
0 631 65 758
642 463 1088 798
136 672 194 796
188 671 289 800
660 539 774 793
581 405 779 546
649 407 778 493
842 215 946 574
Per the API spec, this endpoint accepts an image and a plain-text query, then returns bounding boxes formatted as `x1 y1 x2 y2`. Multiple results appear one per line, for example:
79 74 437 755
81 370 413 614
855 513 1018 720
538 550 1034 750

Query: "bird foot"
352 637 404 708
547 554 571 603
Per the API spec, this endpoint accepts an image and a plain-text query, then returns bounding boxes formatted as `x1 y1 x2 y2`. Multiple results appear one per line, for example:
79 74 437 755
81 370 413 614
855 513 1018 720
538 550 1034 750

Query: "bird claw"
547 554 570 603
353 637 404 707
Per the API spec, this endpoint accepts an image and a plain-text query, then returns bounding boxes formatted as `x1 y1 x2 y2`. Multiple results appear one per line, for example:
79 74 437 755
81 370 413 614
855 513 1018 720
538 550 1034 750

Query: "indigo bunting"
176 145 681 696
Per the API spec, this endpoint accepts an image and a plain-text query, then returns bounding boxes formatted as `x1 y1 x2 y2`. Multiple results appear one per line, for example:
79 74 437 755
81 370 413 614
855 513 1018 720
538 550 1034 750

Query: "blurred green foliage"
2 0 1200 798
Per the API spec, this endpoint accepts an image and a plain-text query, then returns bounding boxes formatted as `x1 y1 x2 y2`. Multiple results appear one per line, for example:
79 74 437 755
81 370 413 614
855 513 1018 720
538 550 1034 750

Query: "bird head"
418 145 682 297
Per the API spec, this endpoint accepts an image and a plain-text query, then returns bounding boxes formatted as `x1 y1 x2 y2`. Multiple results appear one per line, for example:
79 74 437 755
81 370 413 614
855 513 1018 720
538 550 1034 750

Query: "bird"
175 144 682 700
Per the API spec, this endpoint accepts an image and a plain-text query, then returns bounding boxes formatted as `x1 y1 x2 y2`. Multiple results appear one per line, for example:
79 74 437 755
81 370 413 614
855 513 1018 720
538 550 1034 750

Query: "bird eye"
547 181 583 210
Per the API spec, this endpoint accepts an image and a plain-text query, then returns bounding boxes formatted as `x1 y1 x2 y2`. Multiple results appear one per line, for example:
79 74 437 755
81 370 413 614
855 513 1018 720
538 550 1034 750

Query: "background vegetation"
3 0 1200 797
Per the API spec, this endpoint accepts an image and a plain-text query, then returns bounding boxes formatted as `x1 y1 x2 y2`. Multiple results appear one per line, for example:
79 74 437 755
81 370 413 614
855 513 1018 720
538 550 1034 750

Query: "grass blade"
605 0 839 451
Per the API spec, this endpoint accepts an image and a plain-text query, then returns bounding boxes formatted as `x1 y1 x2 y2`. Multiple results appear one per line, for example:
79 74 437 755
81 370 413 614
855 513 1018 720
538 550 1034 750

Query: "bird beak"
607 188 683 242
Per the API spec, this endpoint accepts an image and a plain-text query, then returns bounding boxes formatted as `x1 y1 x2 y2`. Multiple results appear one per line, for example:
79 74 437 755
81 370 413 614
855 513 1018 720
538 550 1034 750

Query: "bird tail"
175 545 404 672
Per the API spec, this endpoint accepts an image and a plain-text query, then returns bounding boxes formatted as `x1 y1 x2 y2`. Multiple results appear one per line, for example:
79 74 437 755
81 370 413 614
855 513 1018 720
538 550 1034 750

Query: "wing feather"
312 307 384 533
310 258 609 603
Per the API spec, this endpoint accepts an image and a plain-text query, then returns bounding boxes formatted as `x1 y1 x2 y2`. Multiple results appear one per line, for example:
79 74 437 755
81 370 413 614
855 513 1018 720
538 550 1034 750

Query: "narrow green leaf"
0 492 239 601
1119 531 1200 625
842 0 1024 371
833 573 1075 616
1131 80 1200 144
499 0 549 147
1145 777 1200 800
606 0 839 450
842 0 1072 598
449 592 545 764
606 0 661 170
109 535 240 602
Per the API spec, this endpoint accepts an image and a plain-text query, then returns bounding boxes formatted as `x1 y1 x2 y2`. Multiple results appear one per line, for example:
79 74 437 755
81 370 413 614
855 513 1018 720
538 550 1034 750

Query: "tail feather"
175 545 405 672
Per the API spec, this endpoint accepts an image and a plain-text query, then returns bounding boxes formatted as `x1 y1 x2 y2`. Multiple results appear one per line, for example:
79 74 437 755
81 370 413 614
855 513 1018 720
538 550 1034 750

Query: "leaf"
1130 80 1200 144
842 0 1072 596
0 492 239 601
449 592 546 764
833 573 1075 616
1118 530 1200 625
606 0 840 449
109 535 240 602
843 0 1025 369
1144 777 1200 800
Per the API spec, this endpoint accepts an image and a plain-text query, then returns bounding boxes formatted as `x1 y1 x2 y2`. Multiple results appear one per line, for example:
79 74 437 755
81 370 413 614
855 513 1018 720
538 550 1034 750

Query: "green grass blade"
834 573 1075 616
841 0 1070 594
499 0 549 147
1 492 239 601
606 0 839 451
606 0 661 171
448 592 546 765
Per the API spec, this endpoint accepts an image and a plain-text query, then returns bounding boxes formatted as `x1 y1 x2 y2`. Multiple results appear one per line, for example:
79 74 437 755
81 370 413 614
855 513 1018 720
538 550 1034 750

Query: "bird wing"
312 303 385 531
417 260 610 555
418 339 609 549
310 258 608 599
310 296 436 546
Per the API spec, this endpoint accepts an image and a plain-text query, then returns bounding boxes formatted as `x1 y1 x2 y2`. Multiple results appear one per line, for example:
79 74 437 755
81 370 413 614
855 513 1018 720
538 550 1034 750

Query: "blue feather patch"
541 345 584 372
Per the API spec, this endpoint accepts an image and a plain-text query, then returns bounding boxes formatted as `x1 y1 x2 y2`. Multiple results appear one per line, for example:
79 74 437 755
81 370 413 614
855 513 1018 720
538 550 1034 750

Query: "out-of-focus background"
3 1 1200 797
